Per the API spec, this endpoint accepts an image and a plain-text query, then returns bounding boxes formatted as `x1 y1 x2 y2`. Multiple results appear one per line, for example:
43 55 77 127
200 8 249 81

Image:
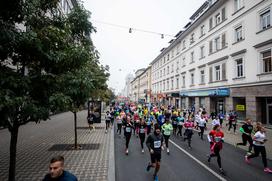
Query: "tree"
0 0 98 180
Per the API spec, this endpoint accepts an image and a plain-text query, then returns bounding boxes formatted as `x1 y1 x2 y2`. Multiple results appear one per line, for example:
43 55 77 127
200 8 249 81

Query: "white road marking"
170 139 227 181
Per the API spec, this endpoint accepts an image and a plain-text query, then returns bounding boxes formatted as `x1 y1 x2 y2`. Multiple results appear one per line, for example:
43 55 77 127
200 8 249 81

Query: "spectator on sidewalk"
43 155 78 181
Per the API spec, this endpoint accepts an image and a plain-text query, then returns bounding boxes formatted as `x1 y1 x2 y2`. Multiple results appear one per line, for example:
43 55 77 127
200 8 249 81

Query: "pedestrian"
87 112 95 131
218 112 224 128
183 116 194 149
105 111 111 133
161 117 173 154
236 118 254 153
198 114 206 140
110 109 115 127
146 123 164 181
43 155 77 181
123 116 134 155
171 112 178 136
207 125 225 174
139 118 147 153
245 125 272 173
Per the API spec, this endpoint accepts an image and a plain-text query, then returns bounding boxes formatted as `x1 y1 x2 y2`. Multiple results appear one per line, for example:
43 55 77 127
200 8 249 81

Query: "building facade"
150 0 272 125
130 69 145 102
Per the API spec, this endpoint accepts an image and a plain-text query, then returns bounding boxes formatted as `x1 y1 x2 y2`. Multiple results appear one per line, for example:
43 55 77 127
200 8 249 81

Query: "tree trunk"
9 125 19 181
73 112 77 148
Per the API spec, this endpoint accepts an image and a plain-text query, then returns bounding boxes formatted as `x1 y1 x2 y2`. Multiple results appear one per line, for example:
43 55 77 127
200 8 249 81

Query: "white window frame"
234 24 243 42
182 75 186 87
234 0 243 12
234 56 244 78
214 37 220 51
200 69 205 84
200 46 205 59
200 25 205 37
176 77 179 89
191 73 195 85
214 65 221 81
215 13 221 25
260 48 272 73
190 51 194 63
259 8 271 30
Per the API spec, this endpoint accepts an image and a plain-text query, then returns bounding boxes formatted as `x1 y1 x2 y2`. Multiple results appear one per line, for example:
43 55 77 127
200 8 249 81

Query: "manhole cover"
48 144 100 151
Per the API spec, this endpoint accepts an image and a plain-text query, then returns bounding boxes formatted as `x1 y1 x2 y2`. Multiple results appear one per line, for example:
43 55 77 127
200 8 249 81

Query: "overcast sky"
83 0 206 94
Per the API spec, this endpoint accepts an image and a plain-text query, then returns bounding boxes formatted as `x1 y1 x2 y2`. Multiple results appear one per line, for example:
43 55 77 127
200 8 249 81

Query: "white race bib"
154 140 161 148
140 128 145 133
126 127 131 132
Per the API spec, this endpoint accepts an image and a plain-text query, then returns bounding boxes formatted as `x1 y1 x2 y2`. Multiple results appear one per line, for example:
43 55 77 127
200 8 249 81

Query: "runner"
146 114 153 135
87 111 95 131
171 112 178 136
177 113 184 137
198 114 206 140
105 111 111 133
228 111 237 134
139 118 147 153
183 116 194 149
207 125 225 174
245 125 272 173
218 112 224 128
236 118 253 153
146 123 164 181
123 116 134 155
212 116 221 127
110 109 115 127
116 113 123 135
161 117 173 154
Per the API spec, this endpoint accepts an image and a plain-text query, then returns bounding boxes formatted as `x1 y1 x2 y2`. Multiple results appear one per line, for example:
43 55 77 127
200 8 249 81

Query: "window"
176 44 180 55
260 9 271 30
163 57 166 63
160 70 162 78
182 75 186 87
191 73 194 85
215 37 220 51
171 79 174 90
209 17 213 30
200 25 205 36
209 40 213 54
163 68 165 76
190 33 195 44
182 40 186 49
234 0 243 12
215 65 221 81
167 66 169 74
163 81 165 91
171 64 174 73
167 54 170 60
236 58 244 77
182 56 186 67
190 51 194 63
235 25 243 42
171 50 174 58
261 49 272 73
167 80 169 90
176 77 179 89
176 60 179 73
215 13 221 25
200 70 205 84
200 46 205 59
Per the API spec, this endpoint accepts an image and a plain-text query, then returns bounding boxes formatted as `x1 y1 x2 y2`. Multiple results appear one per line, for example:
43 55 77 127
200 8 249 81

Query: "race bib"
154 140 161 148
215 137 221 142
173 121 177 124
140 128 145 133
126 127 131 133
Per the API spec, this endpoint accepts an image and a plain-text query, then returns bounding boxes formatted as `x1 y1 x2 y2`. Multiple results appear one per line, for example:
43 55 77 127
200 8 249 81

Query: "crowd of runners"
102 102 272 181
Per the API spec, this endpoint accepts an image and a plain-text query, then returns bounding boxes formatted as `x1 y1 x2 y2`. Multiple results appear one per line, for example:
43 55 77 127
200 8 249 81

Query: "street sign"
236 104 245 111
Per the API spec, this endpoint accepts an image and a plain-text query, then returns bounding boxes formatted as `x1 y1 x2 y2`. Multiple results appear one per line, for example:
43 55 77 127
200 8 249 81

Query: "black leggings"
177 125 183 136
125 134 132 149
237 134 253 152
117 123 122 134
248 145 267 168
106 121 110 130
163 134 170 148
184 129 193 147
210 145 222 168
139 133 145 149
199 126 205 139
228 121 236 132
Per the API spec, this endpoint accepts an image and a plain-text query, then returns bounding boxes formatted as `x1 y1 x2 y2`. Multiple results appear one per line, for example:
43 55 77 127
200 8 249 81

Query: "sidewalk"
0 110 113 181
205 122 272 160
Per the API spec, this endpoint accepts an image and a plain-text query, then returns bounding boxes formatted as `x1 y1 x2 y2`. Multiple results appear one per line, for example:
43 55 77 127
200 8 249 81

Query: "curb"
107 122 115 181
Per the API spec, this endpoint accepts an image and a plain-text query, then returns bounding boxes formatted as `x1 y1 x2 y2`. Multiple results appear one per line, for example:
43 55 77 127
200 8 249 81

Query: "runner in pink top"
183 117 194 149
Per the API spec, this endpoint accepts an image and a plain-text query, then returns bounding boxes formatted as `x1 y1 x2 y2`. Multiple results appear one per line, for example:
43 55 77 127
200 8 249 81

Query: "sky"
83 0 206 94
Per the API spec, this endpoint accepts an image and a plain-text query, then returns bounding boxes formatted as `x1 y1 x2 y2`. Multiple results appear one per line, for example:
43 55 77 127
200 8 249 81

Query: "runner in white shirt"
245 125 272 173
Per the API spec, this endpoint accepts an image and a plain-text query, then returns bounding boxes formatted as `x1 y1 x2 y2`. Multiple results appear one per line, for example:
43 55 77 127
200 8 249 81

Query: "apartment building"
150 0 272 125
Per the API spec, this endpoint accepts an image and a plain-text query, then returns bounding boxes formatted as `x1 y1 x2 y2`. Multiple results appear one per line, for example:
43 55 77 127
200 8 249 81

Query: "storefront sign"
180 88 230 97
236 105 245 111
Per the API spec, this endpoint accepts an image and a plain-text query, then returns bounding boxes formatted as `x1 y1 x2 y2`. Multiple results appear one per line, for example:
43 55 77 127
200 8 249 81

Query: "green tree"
0 1 99 180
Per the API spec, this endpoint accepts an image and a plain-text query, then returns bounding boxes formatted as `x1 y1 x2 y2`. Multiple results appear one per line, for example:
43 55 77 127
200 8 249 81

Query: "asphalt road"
114 128 272 181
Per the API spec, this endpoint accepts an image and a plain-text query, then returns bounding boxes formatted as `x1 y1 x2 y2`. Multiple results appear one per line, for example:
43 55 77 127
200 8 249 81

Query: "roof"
189 1 209 20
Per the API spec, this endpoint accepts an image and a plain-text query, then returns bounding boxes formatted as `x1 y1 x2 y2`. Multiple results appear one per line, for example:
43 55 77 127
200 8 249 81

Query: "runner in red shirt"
207 124 225 174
